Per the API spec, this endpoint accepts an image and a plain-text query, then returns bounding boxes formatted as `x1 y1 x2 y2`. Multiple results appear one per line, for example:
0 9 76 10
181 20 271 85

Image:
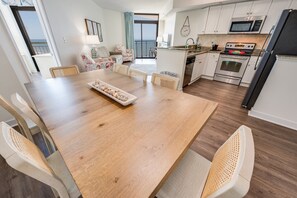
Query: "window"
134 13 159 59
11 6 50 71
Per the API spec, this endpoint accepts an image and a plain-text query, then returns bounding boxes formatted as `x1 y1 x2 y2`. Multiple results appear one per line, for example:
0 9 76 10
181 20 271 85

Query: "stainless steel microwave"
229 16 266 34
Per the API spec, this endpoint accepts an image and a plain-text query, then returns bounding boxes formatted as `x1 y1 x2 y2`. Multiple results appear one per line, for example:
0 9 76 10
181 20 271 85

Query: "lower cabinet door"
191 61 200 82
203 53 220 77
242 56 262 84
196 59 206 78
191 54 207 82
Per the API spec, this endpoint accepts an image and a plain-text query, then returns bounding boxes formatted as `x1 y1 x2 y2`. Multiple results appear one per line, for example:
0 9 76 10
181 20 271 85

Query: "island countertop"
157 46 223 57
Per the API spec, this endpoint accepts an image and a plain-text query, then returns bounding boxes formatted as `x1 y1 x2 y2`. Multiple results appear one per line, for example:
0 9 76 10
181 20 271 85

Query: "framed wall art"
85 19 103 42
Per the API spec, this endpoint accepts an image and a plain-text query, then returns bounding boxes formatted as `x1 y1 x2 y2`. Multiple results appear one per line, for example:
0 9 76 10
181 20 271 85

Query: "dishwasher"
183 56 196 87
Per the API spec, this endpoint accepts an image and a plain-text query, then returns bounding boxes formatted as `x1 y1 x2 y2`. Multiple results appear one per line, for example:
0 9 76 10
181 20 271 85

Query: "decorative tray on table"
88 80 138 106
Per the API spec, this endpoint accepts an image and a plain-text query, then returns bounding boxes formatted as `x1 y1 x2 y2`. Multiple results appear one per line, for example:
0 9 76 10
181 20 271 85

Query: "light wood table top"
25 70 217 198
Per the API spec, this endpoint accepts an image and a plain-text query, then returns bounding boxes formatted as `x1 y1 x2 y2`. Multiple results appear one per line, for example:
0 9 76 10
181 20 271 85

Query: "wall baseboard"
201 75 214 80
249 109 297 131
6 118 17 127
240 82 250 87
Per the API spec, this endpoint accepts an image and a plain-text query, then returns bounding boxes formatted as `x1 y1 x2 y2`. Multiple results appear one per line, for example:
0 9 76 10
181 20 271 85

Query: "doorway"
134 14 159 59
11 6 50 72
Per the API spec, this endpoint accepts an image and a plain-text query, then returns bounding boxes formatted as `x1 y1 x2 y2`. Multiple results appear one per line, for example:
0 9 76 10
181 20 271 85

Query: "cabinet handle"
199 62 202 63
247 12 249 15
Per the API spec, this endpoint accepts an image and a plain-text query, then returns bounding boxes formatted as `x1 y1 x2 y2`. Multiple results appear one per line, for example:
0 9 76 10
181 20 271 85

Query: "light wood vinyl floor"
184 79 297 198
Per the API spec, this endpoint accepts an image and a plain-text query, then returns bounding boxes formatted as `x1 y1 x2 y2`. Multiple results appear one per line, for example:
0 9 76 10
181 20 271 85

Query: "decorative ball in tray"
88 80 137 106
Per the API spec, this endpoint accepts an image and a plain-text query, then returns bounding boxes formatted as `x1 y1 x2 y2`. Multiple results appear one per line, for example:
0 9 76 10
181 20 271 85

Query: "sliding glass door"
134 14 158 59
11 6 50 71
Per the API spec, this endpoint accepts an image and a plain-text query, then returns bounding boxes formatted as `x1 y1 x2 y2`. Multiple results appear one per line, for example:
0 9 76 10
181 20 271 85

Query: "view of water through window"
134 14 158 58
19 10 50 54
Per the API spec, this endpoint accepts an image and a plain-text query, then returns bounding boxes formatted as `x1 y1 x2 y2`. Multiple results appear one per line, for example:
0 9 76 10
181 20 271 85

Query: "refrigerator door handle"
254 26 275 70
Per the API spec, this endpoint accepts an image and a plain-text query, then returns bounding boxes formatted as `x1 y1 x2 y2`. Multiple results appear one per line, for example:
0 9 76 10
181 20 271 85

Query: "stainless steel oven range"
214 42 256 85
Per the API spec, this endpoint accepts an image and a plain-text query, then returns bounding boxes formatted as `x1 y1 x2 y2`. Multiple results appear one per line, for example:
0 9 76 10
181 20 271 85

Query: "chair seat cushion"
47 151 81 198
157 149 211 198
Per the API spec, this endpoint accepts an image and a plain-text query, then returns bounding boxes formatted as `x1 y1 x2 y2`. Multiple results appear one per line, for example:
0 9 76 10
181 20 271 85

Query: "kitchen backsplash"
198 34 269 49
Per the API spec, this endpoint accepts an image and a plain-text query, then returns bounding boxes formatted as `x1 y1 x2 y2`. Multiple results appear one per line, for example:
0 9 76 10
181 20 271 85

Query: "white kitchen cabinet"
191 53 207 82
203 53 220 77
261 0 292 34
217 4 235 34
250 0 272 16
204 6 221 34
241 56 262 85
233 0 271 18
233 1 253 17
290 0 297 8
198 7 209 34
205 4 235 34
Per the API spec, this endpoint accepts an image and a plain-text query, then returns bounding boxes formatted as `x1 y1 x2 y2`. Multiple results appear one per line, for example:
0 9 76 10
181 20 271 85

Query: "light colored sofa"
114 44 134 62
97 46 123 64
80 52 114 72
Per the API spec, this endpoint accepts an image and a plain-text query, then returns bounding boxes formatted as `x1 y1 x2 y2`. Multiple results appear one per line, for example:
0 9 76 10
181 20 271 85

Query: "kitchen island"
156 47 221 90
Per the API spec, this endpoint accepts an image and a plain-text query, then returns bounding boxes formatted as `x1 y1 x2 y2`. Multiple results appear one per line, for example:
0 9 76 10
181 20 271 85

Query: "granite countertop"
157 46 223 57
157 46 264 57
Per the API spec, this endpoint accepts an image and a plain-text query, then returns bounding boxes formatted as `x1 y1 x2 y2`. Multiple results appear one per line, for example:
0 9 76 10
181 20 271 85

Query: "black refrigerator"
242 9 297 109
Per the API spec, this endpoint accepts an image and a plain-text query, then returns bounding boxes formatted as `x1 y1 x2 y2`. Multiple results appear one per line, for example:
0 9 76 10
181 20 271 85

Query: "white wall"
249 56 297 130
163 13 176 46
173 8 208 46
103 9 125 51
158 20 165 37
42 0 107 66
0 17 30 123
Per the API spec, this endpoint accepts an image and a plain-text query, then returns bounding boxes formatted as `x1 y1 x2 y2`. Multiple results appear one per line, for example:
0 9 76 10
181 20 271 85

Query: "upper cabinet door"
198 7 210 34
250 0 272 16
204 6 221 34
261 0 292 34
233 1 253 17
216 4 235 34
290 0 297 8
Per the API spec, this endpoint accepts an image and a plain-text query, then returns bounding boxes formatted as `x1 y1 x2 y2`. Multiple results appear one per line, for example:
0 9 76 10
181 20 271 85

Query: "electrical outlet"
63 37 68 43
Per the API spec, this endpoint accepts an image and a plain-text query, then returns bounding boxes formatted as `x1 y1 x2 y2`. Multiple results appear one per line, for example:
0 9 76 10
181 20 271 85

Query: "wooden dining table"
25 69 217 198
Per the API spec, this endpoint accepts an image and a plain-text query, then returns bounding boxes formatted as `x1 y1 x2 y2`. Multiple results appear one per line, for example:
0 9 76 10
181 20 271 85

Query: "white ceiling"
92 0 169 13
92 0 253 15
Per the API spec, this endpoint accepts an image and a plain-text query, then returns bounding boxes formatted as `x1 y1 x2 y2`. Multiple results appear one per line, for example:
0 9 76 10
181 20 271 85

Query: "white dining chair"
151 73 180 90
157 125 255 198
113 64 129 75
0 122 81 198
49 65 80 78
0 95 33 142
11 93 56 154
128 68 148 81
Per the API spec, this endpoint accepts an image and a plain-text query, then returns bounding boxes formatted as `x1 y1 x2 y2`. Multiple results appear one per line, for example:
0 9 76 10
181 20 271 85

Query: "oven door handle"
220 55 250 61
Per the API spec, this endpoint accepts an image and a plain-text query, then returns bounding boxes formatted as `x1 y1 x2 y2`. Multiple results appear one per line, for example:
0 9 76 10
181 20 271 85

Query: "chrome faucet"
185 38 195 48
